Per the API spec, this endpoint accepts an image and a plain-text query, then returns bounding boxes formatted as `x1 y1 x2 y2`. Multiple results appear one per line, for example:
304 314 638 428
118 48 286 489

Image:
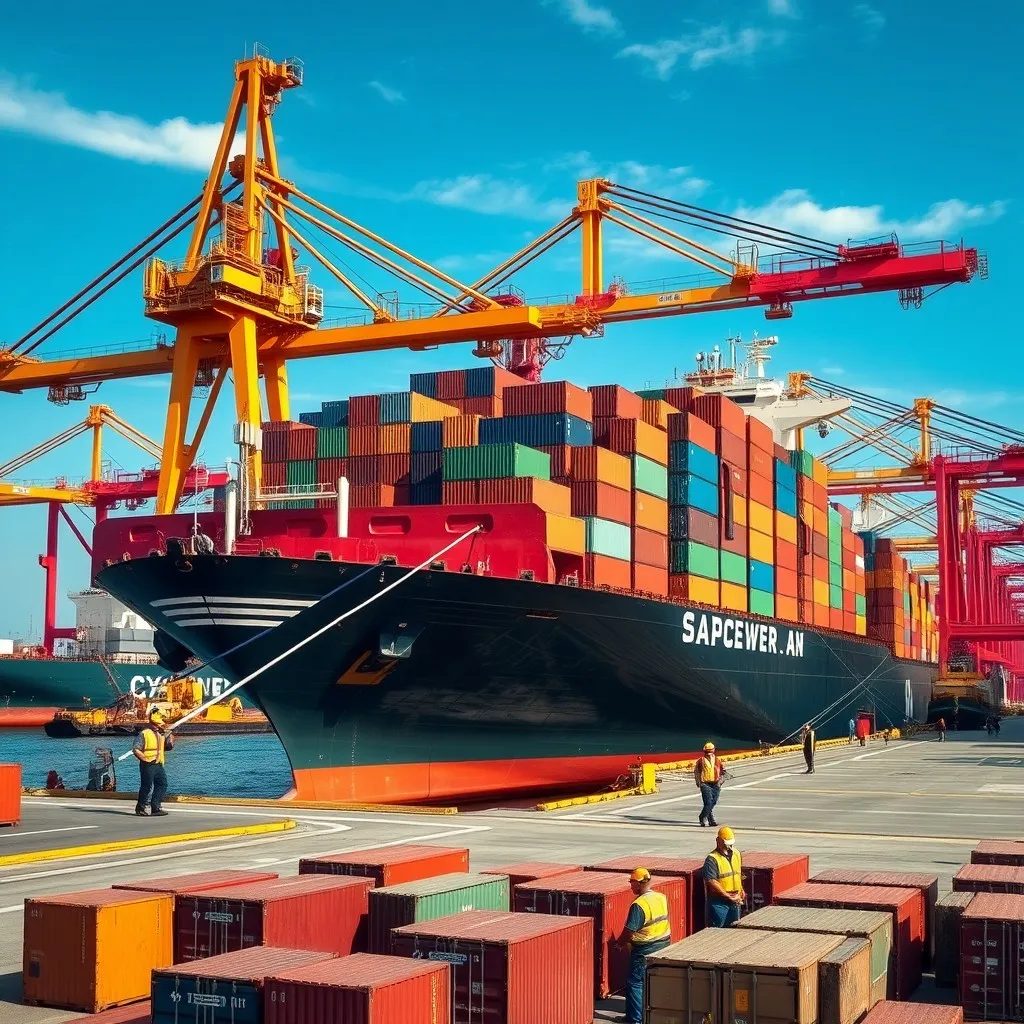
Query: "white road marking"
0 826 97 841
978 784 1024 793
0 904 23 915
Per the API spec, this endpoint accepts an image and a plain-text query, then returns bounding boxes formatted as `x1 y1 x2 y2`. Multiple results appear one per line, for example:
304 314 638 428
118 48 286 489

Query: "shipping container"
601 417 669 465
151 946 334 1024
668 412 717 452
720 581 749 612
442 414 481 449
750 588 774 617
479 863 583 907
514 871 686 997
670 506 719 546
477 477 571 515
777 882 924 999
720 550 748 586
669 441 719 483
633 454 669 499
264 953 450 1024
586 553 632 589
669 573 720 606
747 415 775 453
585 856 705 936
464 365 527 398
668 475 720 516
693 394 747 437
378 391 459 425
959 892 1024 1021
672 540 720 579
502 380 593 420
568 445 632 489
819 937 873 1024
114 870 279 895
410 420 443 452
174 875 375 962
972 841 1024 866
589 383 644 419
632 563 669 596
390 909 594 1024
935 892 974 989
861 1004 963 1024
479 411 594 448
584 517 632 560
0 763 21 825
317 426 349 458
633 526 669 568
569 481 632 523
367 872 510 953
23 889 174 1012
546 513 586 555
442 444 550 481
742 852 809 914
436 368 467 401
74 1003 152 1023
299 845 469 887
954 863 1024 895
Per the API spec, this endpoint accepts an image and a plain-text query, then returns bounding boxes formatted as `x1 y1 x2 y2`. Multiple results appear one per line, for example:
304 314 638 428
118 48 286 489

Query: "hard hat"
703 741 715 752
717 826 735 846
149 709 165 726
630 867 651 883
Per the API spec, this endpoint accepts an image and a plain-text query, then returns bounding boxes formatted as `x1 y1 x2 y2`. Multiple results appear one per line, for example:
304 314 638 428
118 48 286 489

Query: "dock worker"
133 708 173 817
694 741 723 827
801 723 816 773
936 717 946 742
704 826 745 928
848 717 856 744
620 867 672 1024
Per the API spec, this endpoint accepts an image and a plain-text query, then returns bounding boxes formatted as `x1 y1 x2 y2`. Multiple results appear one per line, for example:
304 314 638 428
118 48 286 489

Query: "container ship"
90 348 948 804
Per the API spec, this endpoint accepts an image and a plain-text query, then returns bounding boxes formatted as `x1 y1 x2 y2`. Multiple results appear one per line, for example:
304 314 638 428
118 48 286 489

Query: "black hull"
96 555 935 802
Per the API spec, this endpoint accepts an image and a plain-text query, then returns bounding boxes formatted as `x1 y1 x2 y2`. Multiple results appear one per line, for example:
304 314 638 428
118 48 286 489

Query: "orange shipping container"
642 398 678 431
749 472 773 508
571 482 632 524
632 563 669 596
478 477 571 515
669 574 719 605
733 494 748 528
667 412 716 453
633 493 669 533
812 507 829 534
747 416 775 453
748 501 774 536
775 567 799 599
812 556 830 584
571 446 633 490
813 603 831 628
842 568 855 592
633 527 669 568
775 538 798 571
503 380 593 420
442 415 480 448
775 511 798 545
586 554 631 589
23 890 174 1012
812 459 829 487
451 395 503 417
603 418 669 465
0 763 21 825
380 423 412 454
776 595 799 621
589 384 644 420
830 607 844 631
349 425 381 456
748 446 773 481
812 480 829 510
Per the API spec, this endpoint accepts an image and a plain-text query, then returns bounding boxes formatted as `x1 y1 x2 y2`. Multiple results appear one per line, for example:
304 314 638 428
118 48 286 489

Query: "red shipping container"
813 479 829 509
830 607 844 630
173 875 375 962
317 457 348 487
262 461 286 489
777 882 924 999
285 425 318 461
777 595 799 621
570 481 632 524
632 563 669 596
604 418 669 465
114 869 279 895
478 477 571 516
748 471 774 507
391 909 593 1024
674 507 719 548
514 871 686 997
693 394 747 438
718 427 747 471
350 426 383 456
350 484 401 508
265 953 450 1024
776 539 798 571
972 841 1024 866
742 853 810 914
862 1004 963 1024
442 481 478 504
453 395 503 417
502 380 593 420
812 869 939 969
960 892 1024 1021
843 610 858 633
843 547 856 570
664 386 700 413
585 553 631 589
844 589 857 613
633 527 669 568
480 863 583 906
300 845 470 887
349 394 381 426
74 1003 152 1023
729 465 748 497
348 455 382 485
747 415 775 453
813 551 830 577
667 412 717 452
955 863 1024 895
748 445 773 481
589 384 643 419
721 529 748 557
585 856 704 936
537 444 573 478
0 763 21 825
435 368 467 401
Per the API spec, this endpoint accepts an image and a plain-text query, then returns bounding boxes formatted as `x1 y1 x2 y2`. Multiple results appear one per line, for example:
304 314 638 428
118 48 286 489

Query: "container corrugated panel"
719 550 747 585
368 872 510 953
669 573 720 607
410 420 443 452
480 863 584 908
935 892 974 989
317 458 348 487
299 845 470 887
861 1004 963 1024
436 369 467 401
634 492 669 533
151 946 334 1024
454 394 503 417
569 481 632 524
668 474 720 515
584 517 632 560
584 856 705 935
819 937 873 1024
633 454 669 499
299 410 323 427
0 763 21 825
476 477 570 515
602 417 668 464
589 383 644 419
410 451 442 486
23 889 174 1013
409 371 438 398
350 484 402 508
749 588 775 616
442 444 550 481
442 481 478 504
669 440 719 483
286 460 317 487
632 563 669 596
641 397 675 430
478 411 594 448
719 427 748 471
501 380 593 420
173 875 375 963
633 527 669 568
670 506 719 546
464 365 526 398
749 559 775 592
114 870 279 895
667 412 717 451
317 426 349 458
671 540 720 579
390 909 594 1024
960 892 1024 1021
692 394 747 436
742 853 809 914
973 841 1024 866
586 553 632 589
954 863 1024 895
321 400 350 427
442 414 480 448
410 480 442 505
264 953 450 1024
546 513 586 555
568 445 632 489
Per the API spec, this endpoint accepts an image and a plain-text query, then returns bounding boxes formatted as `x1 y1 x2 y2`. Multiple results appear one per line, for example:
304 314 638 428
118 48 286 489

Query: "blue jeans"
625 939 670 1023
699 783 720 821
706 899 741 927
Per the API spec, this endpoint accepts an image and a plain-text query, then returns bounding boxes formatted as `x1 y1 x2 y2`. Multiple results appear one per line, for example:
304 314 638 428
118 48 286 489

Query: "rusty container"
819 937 872 1024
971 840 1024 866
391 909 593 1024
479 862 583 907
954 863 1024 895
299 844 469 887
114 869 279 895
23 888 173 1012
959 891 1024 1021
264 952 450 1024
174 875 374 962
76 1003 152 1023
861 1003 963 1024
935 891 974 989
744 852 810 915
0 763 21 825
585 855 704 934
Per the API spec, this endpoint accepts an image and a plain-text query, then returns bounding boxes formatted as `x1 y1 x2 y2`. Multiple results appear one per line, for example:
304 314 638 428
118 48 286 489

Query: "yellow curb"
22 790 459 815
0 819 296 867
536 787 644 812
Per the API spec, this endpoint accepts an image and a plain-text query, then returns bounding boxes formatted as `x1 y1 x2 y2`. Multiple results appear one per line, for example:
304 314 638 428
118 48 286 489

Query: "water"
0 729 295 798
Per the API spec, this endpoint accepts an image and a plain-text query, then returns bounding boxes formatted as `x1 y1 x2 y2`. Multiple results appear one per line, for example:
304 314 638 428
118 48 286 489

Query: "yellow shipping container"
812 458 829 487
442 415 480 448
641 398 678 431
634 493 669 533
812 507 829 534
411 394 460 422
733 494 748 528
775 511 798 545
545 513 586 555
855 615 867 635
720 582 748 612
673 574 720 606
813 579 830 605
800 500 814 522
748 500 774 536
749 529 774 564
588 447 633 491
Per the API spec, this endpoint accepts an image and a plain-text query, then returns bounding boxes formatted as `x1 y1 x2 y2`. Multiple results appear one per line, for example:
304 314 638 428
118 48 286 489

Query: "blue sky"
0 0 1018 637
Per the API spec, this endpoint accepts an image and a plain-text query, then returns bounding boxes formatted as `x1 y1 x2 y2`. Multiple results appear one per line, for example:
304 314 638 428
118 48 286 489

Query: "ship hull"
97 555 935 804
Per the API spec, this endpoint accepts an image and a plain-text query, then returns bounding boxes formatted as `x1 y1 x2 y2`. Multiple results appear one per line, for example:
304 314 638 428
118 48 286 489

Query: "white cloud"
409 174 569 220
545 151 709 197
734 189 1005 242
0 75 243 170
368 80 405 104
619 26 785 78
768 0 798 16
544 0 621 35
820 366 845 376
852 4 886 31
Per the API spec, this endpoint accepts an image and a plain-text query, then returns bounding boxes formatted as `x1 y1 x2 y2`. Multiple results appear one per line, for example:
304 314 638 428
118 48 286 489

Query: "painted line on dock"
0 820 297 868
0 826 97 841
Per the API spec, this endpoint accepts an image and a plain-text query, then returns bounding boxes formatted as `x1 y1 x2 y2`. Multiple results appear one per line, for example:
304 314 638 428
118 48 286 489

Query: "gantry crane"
0 47 983 516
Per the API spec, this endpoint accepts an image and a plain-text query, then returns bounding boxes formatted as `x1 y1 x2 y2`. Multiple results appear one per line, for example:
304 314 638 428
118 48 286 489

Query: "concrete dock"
2 724 1020 1022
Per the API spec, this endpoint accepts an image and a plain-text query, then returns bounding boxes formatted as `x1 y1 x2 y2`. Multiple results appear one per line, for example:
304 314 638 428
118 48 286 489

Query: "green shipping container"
829 562 843 587
636 388 666 401
317 426 349 459
749 589 775 617
585 517 632 560
286 460 316 487
670 541 720 579
830 583 844 609
828 508 843 535
856 594 866 615
720 550 748 586
789 449 816 477
367 873 510 954
633 455 669 500
443 443 550 482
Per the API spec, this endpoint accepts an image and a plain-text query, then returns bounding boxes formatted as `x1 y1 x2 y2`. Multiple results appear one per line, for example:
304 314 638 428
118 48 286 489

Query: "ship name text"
682 611 805 657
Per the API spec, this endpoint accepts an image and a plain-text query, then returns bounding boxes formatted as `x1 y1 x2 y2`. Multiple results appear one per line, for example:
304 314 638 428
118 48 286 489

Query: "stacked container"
746 416 777 617
774 448 800 622
959 891 1024 1021
861 537 938 659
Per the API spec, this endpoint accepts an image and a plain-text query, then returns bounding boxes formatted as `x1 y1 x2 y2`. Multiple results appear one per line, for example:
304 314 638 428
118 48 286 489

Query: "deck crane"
0 47 983 515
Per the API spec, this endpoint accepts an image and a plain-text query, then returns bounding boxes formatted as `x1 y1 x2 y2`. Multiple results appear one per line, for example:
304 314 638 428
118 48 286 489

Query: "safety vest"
707 848 742 896
139 728 165 765
698 755 720 783
631 891 671 946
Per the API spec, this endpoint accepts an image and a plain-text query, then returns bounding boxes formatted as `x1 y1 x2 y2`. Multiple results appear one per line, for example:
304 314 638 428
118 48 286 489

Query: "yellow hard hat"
703 741 715 752
149 710 165 726
630 867 651 883
717 826 735 846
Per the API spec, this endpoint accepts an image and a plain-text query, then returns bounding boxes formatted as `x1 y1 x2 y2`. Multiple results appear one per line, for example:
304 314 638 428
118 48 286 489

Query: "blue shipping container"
411 451 442 485
411 420 443 453
669 441 719 484
379 391 413 424
668 475 720 517
479 413 594 448
299 411 324 427
749 559 775 593
774 459 797 494
320 400 349 427
775 484 798 517
410 480 442 505
409 372 438 398
465 366 501 398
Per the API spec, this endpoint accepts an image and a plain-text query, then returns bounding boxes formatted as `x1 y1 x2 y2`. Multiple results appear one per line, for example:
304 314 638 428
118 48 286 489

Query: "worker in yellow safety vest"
694 741 724 827
703 825 745 928
619 867 672 1024
132 709 174 817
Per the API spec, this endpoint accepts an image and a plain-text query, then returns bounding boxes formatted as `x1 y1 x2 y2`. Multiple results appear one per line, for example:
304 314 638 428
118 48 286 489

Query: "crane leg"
228 315 264 496
263 355 290 422
156 331 200 514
